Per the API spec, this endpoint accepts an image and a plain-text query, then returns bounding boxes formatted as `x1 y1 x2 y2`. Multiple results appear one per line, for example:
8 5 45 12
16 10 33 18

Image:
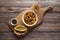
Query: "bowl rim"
22 9 38 26
10 18 17 26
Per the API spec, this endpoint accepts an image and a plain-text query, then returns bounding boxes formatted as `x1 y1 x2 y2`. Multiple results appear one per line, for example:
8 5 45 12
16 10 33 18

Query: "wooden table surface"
0 0 60 40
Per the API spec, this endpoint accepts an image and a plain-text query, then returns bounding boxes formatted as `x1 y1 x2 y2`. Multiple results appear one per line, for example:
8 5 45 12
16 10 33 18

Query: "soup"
24 12 36 25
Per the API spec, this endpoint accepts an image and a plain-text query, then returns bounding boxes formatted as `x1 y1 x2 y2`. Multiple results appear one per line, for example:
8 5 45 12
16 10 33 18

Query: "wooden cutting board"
8 4 53 38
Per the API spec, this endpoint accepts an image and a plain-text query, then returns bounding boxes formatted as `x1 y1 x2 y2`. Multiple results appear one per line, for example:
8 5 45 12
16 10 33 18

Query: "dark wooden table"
0 0 60 40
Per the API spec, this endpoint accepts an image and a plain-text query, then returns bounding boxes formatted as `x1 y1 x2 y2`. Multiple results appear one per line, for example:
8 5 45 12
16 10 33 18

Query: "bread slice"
14 25 28 35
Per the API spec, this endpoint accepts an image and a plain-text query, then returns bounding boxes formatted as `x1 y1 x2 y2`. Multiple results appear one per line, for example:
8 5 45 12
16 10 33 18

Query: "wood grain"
0 32 60 40
0 0 60 40
0 6 60 13
0 0 60 7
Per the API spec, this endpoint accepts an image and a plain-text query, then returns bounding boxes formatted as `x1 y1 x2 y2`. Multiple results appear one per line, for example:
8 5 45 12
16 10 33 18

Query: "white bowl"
22 9 38 27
